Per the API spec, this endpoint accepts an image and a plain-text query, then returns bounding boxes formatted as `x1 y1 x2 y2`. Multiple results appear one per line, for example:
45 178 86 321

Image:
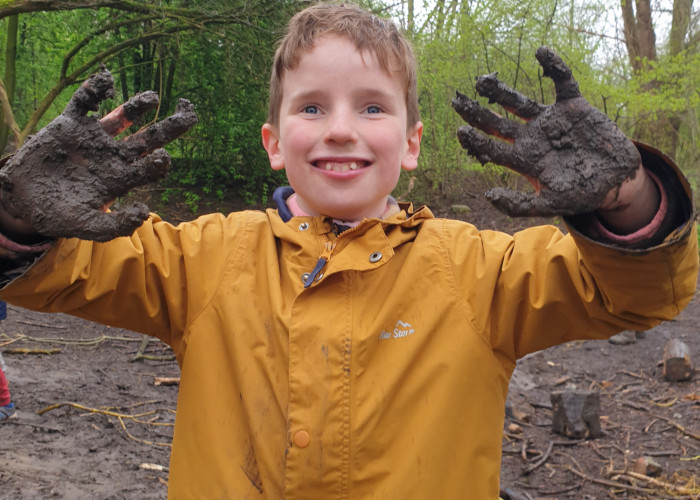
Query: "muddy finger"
63 66 116 119
75 204 150 242
452 92 521 142
457 124 516 168
535 47 581 101
100 91 159 137
30 200 149 241
474 73 544 120
100 149 171 196
121 99 198 157
486 188 538 216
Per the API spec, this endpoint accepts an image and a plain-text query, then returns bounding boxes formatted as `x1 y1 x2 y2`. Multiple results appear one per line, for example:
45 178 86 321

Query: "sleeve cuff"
565 141 696 250
587 169 667 245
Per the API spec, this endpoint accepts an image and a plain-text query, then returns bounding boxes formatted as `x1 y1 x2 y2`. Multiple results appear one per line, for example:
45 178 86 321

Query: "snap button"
298 222 309 231
315 273 324 282
301 273 311 283
369 252 382 263
294 430 311 448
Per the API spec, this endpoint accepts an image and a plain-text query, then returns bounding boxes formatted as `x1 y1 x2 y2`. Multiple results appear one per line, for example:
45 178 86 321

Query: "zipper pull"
303 241 336 288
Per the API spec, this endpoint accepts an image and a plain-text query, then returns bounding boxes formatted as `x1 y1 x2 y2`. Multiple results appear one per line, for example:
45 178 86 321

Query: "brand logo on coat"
378 320 415 340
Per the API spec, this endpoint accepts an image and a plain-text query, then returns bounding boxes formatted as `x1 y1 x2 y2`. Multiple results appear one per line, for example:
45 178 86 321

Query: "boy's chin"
296 192 392 222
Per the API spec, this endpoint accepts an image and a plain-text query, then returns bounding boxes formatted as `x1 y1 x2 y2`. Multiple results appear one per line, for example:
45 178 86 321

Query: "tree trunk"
620 0 655 72
0 14 18 154
670 0 692 55
665 0 693 155
619 0 692 158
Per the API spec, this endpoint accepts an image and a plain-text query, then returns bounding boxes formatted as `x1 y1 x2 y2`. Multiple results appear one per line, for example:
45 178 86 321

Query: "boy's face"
262 35 422 221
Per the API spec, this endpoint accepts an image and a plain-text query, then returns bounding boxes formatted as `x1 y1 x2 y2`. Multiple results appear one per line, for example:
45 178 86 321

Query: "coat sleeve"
443 147 698 364
0 210 256 357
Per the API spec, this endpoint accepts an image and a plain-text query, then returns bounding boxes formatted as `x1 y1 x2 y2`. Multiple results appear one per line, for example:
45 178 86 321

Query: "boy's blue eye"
366 105 382 114
303 105 319 114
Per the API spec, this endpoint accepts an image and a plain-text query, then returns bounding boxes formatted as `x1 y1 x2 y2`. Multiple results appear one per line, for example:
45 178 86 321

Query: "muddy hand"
452 47 640 217
0 67 198 242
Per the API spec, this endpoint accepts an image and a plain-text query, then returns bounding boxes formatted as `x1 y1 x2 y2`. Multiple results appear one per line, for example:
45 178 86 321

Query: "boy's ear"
401 121 423 172
262 123 285 171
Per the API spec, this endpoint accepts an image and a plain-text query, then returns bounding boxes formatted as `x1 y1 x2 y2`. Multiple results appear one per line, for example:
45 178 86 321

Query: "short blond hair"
267 2 419 130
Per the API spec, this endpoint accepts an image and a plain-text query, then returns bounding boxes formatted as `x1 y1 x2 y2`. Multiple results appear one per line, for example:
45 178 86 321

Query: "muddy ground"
0 171 697 499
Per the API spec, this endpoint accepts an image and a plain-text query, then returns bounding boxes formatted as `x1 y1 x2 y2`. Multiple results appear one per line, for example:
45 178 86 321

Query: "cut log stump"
663 339 693 382
550 390 603 439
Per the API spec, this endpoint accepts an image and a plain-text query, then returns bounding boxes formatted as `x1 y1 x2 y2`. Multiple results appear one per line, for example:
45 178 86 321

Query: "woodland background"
0 0 697 212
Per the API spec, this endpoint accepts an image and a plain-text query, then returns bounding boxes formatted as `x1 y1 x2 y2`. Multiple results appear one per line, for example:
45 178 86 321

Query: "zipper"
303 240 336 288
302 223 367 288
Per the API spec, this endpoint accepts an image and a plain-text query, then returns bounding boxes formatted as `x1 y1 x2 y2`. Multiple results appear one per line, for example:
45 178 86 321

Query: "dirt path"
500 291 700 499
0 306 179 498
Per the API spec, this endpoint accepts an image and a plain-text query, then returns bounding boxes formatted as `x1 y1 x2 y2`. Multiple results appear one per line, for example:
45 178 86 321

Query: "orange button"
293 430 311 448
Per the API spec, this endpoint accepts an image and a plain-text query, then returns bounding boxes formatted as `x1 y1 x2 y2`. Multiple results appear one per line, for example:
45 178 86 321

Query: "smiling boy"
262 32 421 222
0 2 696 499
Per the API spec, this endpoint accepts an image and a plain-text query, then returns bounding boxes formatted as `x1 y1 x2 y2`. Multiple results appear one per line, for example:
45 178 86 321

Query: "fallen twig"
551 438 586 446
616 369 649 380
154 377 180 386
537 481 583 496
136 354 176 362
15 320 67 329
622 399 649 412
114 415 172 448
131 336 175 362
645 450 683 457
37 401 156 419
525 440 553 474
565 465 655 494
615 470 700 495
2 348 61 355
132 336 151 362
649 413 700 441
652 397 678 408
644 418 660 433
1 332 144 347
140 463 169 472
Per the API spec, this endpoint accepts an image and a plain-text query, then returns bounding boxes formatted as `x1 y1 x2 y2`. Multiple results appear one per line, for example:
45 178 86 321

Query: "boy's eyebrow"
286 89 325 103
288 86 399 104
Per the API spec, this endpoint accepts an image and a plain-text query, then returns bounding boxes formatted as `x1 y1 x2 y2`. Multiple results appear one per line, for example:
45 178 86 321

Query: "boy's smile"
262 35 422 222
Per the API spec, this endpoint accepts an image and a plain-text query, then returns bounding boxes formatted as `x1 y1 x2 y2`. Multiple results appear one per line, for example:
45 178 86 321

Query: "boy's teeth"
323 162 360 172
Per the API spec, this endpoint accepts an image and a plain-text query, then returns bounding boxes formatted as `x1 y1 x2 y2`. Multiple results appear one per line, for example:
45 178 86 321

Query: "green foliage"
0 0 299 208
2 0 700 211
388 0 613 193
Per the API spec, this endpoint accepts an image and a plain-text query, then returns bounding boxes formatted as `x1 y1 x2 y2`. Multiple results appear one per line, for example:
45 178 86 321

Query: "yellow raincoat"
0 149 697 499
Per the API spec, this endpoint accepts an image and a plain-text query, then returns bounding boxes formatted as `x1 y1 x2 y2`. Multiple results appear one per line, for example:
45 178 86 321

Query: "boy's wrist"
595 164 668 235
590 168 667 245
0 230 53 258
0 197 53 258
565 141 695 249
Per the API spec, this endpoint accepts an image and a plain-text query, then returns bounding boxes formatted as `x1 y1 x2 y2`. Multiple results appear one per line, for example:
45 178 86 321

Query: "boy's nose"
324 110 358 145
